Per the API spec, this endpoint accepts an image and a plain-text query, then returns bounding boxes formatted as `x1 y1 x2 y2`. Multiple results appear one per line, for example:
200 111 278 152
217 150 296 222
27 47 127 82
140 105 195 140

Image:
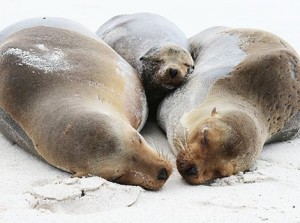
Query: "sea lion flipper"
71 171 86 178
0 106 37 156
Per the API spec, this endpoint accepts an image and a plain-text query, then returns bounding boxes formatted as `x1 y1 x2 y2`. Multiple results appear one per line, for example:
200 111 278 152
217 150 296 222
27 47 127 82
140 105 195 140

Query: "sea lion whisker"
174 138 184 151
174 137 186 151
173 138 182 149
145 136 156 147
165 154 173 163
143 137 170 161
183 128 188 148
145 136 161 154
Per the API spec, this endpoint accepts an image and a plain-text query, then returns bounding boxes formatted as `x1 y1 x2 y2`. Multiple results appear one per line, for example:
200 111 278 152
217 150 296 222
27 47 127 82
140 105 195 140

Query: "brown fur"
158 27 300 185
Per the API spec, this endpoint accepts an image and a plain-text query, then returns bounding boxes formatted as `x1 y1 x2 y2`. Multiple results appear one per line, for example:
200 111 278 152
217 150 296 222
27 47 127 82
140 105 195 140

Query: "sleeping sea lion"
158 27 300 184
0 17 172 190
96 13 194 116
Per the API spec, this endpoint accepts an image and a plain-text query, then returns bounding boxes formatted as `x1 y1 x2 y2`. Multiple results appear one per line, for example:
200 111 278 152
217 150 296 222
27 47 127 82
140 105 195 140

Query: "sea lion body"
158 27 300 184
96 13 194 116
0 17 172 190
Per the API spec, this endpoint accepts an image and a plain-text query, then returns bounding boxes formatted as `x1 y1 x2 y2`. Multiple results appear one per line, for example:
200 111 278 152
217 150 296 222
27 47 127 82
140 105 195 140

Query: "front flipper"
0 106 39 156
71 171 89 178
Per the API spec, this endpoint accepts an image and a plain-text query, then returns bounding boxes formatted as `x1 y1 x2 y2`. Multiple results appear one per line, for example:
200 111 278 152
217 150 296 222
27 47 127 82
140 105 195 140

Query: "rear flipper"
266 111 300 144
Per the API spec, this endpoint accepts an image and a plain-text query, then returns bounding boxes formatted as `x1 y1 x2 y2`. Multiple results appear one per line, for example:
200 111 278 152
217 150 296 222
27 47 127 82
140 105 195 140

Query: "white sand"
1 121 300 223
1 0 300 222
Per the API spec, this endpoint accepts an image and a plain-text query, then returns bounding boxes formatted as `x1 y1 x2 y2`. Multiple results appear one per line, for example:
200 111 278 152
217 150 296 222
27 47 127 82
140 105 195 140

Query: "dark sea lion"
96 13 194 116
0 17 172 190
158 27 300 184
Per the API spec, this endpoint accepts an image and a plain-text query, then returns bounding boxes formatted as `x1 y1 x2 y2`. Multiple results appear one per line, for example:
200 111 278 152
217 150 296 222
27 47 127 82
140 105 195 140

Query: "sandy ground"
0 121 300 222
1 0 300 222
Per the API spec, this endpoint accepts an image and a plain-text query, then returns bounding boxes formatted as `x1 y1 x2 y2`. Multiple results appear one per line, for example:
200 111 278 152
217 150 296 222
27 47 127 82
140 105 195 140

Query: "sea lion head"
139 44 194 90
113 128 173 190
67 112 173 190
176 107 261 185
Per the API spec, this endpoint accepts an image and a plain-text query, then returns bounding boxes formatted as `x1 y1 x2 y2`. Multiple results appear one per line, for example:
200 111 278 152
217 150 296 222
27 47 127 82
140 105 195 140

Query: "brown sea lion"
96 13 194 117
158 26 300 184
0 17 172 190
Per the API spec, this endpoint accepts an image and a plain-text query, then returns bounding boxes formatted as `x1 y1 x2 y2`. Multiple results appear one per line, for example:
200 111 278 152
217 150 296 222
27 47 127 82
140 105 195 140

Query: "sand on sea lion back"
3 47 73 73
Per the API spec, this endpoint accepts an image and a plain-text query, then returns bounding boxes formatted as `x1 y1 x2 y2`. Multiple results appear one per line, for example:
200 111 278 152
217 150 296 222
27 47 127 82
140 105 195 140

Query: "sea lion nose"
185 165 198 176
168 68 179 78
157 168 168 180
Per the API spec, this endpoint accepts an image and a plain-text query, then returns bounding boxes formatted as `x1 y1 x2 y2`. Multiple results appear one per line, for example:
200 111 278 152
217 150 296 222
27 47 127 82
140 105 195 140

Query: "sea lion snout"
184 165 198 176
108 131 173 190
157 168 169 180
140 44 193 90
160 44 194 75
176 150 234 185
157 65 186 89
168 67 179 79
116 151 173 190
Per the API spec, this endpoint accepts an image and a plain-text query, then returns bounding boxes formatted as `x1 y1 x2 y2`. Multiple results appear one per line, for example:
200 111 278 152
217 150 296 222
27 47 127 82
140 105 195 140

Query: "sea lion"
96 13 194 116
0 17 172 190
158 26 300 185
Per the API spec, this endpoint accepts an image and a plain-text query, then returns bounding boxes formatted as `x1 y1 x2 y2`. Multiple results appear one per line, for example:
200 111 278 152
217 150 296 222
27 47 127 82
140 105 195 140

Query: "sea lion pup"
0 17 172 190
158 27 300 185
96 13 194 116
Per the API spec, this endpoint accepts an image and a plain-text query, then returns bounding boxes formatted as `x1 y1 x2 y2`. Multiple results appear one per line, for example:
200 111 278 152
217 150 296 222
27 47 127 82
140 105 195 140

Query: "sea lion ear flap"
140 46 159 61
201 127 209 147
211 107 217 117
139 56 147 61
